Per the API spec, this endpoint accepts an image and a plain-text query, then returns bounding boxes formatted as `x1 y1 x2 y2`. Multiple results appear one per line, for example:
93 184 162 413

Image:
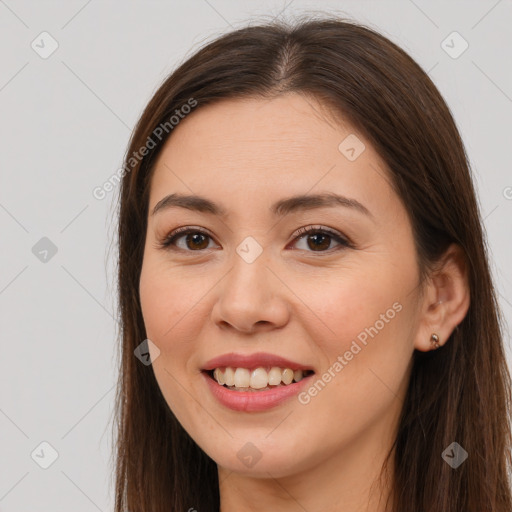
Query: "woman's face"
139 93 425 478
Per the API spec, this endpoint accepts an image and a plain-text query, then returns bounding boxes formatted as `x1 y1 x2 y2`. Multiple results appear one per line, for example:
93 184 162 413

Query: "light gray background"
1 1 511 510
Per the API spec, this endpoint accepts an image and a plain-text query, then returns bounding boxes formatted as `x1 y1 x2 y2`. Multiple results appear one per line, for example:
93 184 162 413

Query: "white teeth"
211 366 309 389
234 368 250 388
282 368 294 385
268 367 282 386
250 368 268 389
213 368 225 385
224 367 235 387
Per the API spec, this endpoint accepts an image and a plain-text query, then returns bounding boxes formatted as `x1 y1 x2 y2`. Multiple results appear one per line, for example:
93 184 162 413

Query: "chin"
207 439 312 479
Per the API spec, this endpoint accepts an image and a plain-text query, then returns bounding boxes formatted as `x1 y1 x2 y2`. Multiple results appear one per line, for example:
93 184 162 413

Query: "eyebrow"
151 192 373 219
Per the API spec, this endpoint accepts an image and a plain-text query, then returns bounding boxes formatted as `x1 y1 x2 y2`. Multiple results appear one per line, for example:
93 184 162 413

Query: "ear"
414 243 470 352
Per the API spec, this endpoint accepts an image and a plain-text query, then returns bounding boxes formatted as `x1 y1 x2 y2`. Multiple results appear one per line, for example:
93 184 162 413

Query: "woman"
112 15 512 512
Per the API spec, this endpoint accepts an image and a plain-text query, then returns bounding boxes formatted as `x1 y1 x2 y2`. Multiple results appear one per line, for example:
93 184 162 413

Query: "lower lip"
201 371 315 412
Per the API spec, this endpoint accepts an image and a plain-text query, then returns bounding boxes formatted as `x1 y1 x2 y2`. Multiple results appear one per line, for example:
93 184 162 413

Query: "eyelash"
157 225 353 255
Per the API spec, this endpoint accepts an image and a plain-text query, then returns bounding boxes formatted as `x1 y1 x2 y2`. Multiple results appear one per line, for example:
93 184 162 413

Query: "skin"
139 93 470 512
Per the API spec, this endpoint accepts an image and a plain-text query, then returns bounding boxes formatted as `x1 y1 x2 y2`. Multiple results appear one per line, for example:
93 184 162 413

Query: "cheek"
138 257 216 412
296 269 404 340
139 265 171 341
308 271 415 392
295 262 416 384
293 285 413 449
139 261 209 416
139 258 202 342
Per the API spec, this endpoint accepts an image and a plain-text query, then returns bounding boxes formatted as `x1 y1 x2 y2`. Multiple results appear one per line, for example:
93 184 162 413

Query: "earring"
430 332 440 350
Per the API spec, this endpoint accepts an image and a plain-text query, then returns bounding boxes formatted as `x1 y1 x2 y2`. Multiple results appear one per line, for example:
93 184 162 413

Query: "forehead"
157 94 356 168
149 94 393 216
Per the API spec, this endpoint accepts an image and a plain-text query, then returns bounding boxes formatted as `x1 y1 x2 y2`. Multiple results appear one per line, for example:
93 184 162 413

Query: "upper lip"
202 352 315 372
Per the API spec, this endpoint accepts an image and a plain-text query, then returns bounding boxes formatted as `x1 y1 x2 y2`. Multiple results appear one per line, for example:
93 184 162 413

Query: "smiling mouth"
204 368 315 391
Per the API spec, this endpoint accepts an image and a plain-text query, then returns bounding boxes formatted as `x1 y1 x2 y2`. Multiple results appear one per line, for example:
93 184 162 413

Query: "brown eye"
159 225 351 254
160 228 217 252
292 226 351 253
182 232 210 250
304 232 332 251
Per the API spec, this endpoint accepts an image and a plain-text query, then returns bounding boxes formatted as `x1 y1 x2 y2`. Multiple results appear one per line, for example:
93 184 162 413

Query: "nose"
210 248 291 334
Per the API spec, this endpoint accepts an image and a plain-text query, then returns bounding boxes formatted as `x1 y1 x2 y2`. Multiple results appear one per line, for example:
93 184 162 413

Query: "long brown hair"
111 15 512 511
